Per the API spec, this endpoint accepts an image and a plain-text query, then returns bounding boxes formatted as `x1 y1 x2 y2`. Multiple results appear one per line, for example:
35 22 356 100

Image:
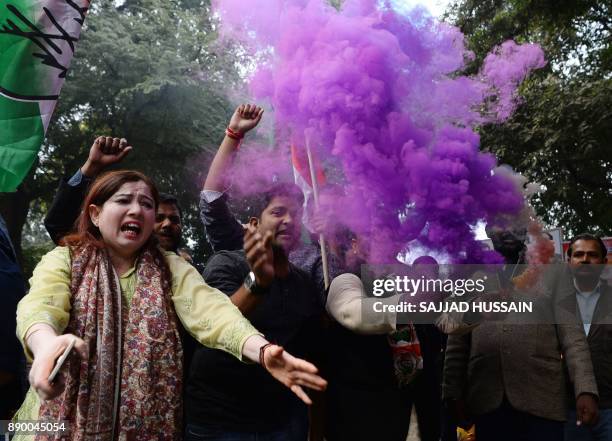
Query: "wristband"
259 343 274 370
225 127 244 140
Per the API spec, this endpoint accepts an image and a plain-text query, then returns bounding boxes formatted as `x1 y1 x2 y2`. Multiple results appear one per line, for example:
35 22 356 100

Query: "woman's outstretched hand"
262 344 327 405
28 331 88 401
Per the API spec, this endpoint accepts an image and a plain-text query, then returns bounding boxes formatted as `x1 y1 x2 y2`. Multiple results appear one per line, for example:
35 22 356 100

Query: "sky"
401 0 452 18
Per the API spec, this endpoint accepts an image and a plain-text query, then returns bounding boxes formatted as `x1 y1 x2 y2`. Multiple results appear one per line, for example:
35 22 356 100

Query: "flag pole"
305 134 330 290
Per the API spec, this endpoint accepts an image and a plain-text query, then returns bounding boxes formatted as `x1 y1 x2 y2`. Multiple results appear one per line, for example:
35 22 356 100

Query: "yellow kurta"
14 246 259 424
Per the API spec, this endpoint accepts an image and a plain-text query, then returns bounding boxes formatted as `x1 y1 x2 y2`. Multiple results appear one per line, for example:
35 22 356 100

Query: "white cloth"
201 189 224 203
326 273 479 336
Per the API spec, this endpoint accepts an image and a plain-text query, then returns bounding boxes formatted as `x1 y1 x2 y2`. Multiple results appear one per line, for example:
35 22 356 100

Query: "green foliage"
481 74 611 235
15 0 245 264
328 0 344 10
448 0 612 236
21 241 54 281
447 0 611 77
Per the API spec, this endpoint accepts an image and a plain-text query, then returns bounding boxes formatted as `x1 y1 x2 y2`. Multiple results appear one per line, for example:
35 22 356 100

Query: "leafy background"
1 0 610 278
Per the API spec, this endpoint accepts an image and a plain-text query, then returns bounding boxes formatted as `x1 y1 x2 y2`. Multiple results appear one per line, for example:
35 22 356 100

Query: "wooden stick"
305 136 330 290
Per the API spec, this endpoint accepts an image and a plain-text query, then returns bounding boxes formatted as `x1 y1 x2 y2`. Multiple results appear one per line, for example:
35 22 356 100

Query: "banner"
0 0 89 191
290 144 325 233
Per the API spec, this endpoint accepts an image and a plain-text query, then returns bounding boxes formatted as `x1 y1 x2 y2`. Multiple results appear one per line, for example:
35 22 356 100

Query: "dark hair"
63 170 160 248
334 225 357 257
567 233 607 259
159 192 182 219
248 183 304 218
413 255 438 265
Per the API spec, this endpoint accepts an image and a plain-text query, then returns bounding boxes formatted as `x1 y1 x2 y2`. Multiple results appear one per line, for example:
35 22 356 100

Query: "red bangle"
225 127 244 140
259 343 273 370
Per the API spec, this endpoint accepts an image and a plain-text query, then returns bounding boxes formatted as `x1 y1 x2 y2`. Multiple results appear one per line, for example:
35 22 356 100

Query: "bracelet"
259 343 274 370
225 127 244 141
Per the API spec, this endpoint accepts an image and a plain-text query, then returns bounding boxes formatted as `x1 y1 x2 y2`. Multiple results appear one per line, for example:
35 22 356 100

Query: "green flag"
0 0 89 191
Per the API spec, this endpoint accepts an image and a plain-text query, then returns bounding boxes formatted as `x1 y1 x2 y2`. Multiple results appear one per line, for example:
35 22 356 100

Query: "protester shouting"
13 170 326 440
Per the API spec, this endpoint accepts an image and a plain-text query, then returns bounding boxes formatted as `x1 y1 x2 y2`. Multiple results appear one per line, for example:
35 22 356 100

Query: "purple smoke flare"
212 0 546 264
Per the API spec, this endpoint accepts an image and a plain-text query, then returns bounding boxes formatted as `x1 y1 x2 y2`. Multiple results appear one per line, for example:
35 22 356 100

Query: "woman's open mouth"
120 222 142 240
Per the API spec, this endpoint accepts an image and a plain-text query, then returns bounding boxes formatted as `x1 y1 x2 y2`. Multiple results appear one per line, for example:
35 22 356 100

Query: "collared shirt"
575 280 601 335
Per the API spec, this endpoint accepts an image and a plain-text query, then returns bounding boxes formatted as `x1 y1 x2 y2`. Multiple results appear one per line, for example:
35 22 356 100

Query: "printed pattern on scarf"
36 244 183 441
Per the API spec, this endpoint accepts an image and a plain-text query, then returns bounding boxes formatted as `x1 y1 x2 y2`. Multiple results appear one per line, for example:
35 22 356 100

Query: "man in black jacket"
565 234 612 441
185 183 323 441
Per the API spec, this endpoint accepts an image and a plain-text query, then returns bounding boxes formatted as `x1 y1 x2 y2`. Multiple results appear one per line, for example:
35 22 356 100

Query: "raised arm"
200 104 264 252
203 104 263 192
326 273 400 334
45 137 132 243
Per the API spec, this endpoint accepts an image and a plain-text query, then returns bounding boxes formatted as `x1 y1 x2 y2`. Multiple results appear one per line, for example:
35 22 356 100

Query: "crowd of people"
1 104 610 441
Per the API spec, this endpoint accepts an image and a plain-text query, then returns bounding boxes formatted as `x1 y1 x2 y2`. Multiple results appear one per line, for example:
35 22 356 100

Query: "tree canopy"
0 0 243 275
447 0 611 236
2 0 609 277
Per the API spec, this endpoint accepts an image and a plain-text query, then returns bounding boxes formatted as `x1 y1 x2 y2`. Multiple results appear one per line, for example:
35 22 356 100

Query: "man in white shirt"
566 233 611 441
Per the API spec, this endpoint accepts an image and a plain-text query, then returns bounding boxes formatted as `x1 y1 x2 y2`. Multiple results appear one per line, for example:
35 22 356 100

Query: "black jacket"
185 250 322 431
44 174 93 244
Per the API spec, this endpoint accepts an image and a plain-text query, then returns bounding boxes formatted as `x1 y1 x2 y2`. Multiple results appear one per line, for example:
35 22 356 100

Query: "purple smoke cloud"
212 0 546 264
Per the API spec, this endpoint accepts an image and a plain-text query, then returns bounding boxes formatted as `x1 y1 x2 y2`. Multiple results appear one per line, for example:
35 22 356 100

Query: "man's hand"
81 136 133 177
262 344 328 405
311 210 331 236
244 225 274 288
228 104 264 136
576 393 599 426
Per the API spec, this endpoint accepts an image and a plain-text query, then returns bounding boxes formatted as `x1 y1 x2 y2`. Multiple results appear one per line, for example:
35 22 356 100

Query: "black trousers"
411 368 442 441
475 399 564 441
325 384 413 441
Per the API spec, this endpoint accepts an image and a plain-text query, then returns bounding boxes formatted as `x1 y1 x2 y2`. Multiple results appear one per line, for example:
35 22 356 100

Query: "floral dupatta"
37 244 183 441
